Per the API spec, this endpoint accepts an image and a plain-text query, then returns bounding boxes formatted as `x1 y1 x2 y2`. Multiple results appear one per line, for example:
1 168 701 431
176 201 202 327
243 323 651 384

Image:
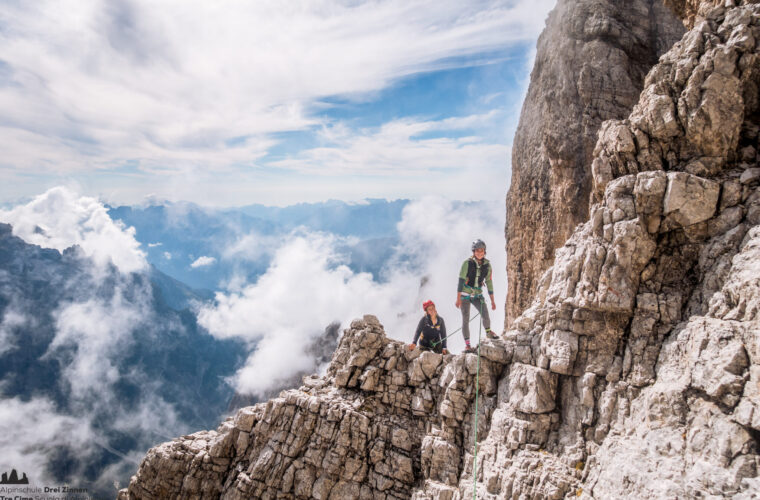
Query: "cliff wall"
473 1 760 494
505 0 684 326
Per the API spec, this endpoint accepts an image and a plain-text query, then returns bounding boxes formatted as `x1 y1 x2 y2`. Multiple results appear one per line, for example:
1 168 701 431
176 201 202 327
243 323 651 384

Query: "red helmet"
422 300 435 312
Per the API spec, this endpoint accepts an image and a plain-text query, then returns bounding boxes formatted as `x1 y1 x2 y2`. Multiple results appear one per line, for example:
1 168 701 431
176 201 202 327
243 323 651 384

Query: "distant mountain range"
108 199 408 291
0 222 245 497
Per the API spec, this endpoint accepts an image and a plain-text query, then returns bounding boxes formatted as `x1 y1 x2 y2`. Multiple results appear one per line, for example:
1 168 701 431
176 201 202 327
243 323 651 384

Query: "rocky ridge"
121 1 760 498
119 315 516 499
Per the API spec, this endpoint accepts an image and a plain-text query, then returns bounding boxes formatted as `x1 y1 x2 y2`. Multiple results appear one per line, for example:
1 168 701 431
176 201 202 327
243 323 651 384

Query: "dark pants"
460 295 490 342
419 343 443 354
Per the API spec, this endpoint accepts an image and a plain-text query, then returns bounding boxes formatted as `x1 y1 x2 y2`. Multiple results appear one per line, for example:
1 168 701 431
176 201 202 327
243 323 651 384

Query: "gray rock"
634 170 668 233
508 363 558 413
505 0 685 327
662 172 720 229
541 329 579 375
740 167 760 184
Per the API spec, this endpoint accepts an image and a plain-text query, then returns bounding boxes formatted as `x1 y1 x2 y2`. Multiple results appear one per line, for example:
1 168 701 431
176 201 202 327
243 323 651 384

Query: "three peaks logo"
0 468 29 485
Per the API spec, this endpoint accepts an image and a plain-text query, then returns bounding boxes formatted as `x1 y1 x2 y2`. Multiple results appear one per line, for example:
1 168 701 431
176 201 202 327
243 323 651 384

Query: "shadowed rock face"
122 2 760 498
505 0 685 327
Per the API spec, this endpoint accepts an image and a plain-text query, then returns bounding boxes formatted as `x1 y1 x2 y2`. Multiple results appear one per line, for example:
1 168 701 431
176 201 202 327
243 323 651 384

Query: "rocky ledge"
119 315 517 499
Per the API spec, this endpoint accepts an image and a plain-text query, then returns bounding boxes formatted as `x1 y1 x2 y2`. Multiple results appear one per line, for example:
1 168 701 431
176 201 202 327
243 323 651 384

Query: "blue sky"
0 0 556 206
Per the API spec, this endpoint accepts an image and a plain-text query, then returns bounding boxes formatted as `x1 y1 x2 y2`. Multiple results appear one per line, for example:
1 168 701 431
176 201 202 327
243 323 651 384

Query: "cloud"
147 242 162 247
0 307 28 356
198 232 407 395
163 251 172 260
190 255 216 268
222 232 281 263
47 287 147 400
0 186 147 273
0 0 555 203
0 397 95 486
272 112 510 177
198 196 505 396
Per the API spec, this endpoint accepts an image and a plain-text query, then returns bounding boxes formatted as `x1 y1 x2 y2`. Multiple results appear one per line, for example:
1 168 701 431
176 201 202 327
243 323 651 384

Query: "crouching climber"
456 239 498 353
409 300 449 354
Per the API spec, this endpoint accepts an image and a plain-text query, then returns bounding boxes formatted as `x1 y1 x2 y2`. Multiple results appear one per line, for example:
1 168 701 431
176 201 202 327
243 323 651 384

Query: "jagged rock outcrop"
665 0 759 29
505 0 685 327
119 315 516 499
122 1 760 498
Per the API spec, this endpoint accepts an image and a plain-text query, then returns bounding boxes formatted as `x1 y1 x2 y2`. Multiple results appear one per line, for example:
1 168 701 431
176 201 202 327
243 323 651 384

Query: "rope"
422 292 488 497
472 296 484 499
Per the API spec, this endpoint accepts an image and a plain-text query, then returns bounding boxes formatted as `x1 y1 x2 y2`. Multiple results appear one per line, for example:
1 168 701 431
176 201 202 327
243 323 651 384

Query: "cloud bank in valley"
0 188 193 493
198 196 506 397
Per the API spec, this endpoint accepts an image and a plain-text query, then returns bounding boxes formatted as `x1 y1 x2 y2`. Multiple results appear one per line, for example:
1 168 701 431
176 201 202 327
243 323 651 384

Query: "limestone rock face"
505 0 685 327
469 3 760 498
122 2 760 499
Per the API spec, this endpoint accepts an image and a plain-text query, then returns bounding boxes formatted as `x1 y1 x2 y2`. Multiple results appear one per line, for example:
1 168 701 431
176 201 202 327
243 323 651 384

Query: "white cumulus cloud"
0 186 147 273
190 256 216 268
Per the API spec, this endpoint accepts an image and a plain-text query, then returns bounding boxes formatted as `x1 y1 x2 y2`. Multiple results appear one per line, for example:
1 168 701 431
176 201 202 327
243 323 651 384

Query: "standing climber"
456 239 497 353
409 300 449 355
